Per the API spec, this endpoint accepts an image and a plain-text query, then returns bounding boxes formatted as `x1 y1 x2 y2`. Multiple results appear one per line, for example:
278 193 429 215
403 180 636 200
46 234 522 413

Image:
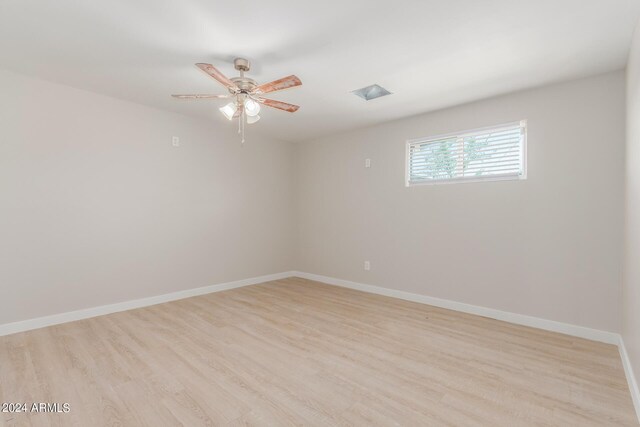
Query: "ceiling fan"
172 58 302 143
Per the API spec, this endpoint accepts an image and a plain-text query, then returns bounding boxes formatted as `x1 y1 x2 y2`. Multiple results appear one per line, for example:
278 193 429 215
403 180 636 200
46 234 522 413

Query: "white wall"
624 20 640 392
0 67 628 336
295 71 625 332
0 69 295 325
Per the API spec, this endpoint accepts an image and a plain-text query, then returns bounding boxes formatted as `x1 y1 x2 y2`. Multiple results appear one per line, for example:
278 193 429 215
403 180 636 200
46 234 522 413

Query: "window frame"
405 120 528 187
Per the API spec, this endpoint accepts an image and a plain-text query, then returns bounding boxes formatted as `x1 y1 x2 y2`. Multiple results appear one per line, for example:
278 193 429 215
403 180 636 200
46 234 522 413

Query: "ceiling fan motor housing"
231 77 257 93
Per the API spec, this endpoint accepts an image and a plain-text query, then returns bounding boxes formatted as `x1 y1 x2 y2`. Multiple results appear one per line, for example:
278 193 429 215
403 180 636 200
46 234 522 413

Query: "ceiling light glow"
244 99 261 117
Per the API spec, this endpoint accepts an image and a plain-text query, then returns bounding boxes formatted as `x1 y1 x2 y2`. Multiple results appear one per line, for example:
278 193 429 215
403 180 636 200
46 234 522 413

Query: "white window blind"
406 121 527 185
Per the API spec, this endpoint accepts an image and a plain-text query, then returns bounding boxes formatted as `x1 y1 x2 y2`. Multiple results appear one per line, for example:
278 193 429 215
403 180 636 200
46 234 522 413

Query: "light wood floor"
0 278 636 426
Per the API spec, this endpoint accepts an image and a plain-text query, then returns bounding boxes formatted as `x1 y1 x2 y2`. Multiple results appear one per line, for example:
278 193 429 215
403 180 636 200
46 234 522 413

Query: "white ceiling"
1 0 639 142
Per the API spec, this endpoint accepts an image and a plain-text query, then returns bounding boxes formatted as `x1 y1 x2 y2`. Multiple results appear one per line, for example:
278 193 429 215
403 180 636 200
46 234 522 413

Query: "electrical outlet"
365 158 371 168
172 136 180 147
364 261 370 271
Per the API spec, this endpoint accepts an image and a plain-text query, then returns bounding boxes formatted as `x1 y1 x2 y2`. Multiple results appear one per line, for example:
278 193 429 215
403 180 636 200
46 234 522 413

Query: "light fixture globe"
247 114 260 124
219 102 237 120
244 99 261 117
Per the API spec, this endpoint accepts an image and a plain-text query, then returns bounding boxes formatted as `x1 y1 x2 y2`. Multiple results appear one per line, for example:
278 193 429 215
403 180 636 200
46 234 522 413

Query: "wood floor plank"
0 278 636 426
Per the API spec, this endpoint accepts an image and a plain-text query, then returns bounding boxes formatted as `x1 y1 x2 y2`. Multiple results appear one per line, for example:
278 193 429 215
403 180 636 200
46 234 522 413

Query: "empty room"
2 0 640 425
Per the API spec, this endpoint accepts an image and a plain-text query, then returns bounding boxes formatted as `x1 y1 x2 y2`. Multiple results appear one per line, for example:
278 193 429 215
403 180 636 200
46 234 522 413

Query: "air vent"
352 84 392 101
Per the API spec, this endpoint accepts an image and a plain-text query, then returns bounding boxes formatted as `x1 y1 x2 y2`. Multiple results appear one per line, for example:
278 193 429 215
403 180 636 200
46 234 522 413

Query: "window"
406 120 527 185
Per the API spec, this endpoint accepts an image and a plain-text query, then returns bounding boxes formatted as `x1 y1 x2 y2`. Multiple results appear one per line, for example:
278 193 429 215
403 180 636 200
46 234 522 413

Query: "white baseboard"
619 336 640 423
292 271 619 345
0 271 296 337
3 270 618 344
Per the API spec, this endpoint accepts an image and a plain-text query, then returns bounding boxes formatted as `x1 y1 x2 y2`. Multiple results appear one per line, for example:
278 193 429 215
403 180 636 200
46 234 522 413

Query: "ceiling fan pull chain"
241 111 246 144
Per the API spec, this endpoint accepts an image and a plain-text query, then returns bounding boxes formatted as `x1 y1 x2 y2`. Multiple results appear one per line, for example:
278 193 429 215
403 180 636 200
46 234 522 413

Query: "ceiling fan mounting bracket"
234 57 250 72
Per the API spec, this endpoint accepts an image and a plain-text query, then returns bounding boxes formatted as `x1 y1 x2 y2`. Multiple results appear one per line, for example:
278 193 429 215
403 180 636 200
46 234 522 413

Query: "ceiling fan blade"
253 75 302 94
256 97 300 113
171 94 230 99
195 63 238 91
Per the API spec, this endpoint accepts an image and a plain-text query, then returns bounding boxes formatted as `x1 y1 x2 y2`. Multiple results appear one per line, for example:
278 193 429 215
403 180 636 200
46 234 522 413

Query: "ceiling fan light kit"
172 58 302 143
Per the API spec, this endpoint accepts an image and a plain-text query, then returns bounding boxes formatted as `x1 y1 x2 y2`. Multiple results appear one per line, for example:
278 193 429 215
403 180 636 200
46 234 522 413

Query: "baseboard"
292 271 619 345
619 336 640 423
0 271 296 337
3 270 617 344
